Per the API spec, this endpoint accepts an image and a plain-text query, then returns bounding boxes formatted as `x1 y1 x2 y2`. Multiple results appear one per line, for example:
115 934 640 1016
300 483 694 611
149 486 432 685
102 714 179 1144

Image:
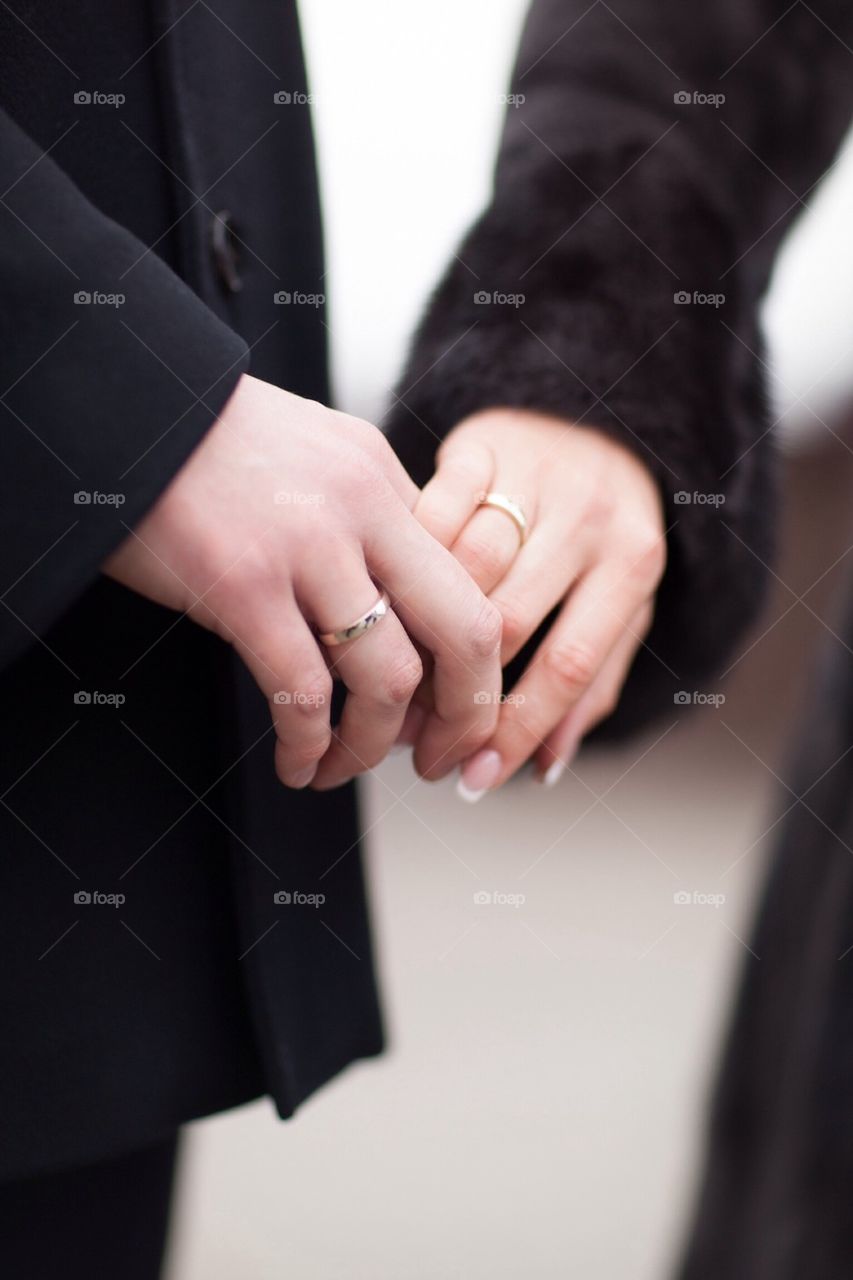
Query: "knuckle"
211 540 272 606
544 640 598 698
342 447 386 499
381 655 424 706
583 486 616 529
349 745 385 773
494 597 526 652
631 529 667 585
464 599 502 660
294 674 334 717
345 416 402 476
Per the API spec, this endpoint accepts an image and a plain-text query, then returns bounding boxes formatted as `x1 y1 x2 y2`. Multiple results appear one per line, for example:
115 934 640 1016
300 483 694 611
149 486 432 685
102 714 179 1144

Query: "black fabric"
0 0 383 1183
0 1133 179 1280
678 590 853 1280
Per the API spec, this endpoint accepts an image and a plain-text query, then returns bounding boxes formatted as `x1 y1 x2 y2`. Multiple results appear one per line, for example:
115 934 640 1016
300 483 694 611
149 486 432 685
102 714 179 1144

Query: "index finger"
367 512 503 780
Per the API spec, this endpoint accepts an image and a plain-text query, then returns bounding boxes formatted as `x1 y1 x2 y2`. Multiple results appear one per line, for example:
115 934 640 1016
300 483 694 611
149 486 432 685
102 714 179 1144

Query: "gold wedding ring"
318 591 391 646
477 492 529 547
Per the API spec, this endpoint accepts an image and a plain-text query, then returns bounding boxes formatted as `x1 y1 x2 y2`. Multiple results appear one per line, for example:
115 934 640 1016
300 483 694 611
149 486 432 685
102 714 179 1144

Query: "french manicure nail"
537 742 578 787
456 748 502 803
541 760 566 788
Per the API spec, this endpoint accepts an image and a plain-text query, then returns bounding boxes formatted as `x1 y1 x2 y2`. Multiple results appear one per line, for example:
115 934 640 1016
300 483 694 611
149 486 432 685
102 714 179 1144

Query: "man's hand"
105 374 502 789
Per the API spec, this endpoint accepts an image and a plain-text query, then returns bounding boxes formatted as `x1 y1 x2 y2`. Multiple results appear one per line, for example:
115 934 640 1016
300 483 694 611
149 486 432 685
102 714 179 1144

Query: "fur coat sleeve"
384 0 853 738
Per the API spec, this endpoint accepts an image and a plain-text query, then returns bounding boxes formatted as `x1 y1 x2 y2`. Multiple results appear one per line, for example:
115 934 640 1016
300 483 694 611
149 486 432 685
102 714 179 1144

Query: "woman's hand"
409 408 666 798
105 374 502 791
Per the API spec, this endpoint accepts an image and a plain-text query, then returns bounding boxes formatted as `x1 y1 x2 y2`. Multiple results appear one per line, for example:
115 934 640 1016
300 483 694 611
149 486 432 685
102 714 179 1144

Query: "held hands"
104 374 503 790
408 409 667 797
106 378 665 795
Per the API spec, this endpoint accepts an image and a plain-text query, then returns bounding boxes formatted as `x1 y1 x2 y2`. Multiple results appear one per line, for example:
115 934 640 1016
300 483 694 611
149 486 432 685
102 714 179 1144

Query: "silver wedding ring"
478 492 529 547
318 590 391 647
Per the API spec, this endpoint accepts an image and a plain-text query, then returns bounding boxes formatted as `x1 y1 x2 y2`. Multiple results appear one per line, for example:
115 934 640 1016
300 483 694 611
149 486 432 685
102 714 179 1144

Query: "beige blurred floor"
164 433 853 1280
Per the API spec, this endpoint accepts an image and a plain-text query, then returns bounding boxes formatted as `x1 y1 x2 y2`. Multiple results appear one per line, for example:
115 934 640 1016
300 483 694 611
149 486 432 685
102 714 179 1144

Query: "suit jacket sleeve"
384 0 853 738
0 107 250 669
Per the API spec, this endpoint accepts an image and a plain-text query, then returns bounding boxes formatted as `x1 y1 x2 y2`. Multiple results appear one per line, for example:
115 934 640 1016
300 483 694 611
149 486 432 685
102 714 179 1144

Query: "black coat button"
210 209 242 293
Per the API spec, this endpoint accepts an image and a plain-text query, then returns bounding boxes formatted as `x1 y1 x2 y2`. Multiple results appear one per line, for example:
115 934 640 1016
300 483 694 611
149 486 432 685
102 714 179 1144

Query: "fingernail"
537 743 578 787
541 760 565 788
288 765 317 789
456 749 502 803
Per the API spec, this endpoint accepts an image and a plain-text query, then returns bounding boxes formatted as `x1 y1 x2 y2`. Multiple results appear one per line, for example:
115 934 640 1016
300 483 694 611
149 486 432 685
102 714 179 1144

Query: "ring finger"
449 492 530 597
299 558 422 789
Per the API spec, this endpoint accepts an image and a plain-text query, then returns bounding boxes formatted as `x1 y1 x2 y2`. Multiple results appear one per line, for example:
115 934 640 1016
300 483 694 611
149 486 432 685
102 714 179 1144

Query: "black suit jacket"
0 0 383 1182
